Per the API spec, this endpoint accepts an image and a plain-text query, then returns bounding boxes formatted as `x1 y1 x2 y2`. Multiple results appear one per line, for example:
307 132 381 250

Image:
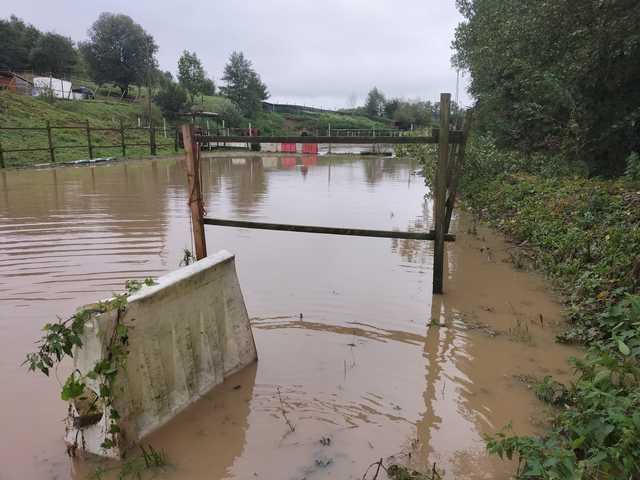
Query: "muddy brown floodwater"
0 154 579 480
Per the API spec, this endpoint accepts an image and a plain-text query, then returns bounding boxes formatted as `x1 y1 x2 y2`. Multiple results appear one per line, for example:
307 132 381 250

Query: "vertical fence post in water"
85 120 94 159
444 110 473 234
181 124 207 260
174 128 179 152
46 121 55 163
119 120 126 157
433 93 450 294
0 139 5 169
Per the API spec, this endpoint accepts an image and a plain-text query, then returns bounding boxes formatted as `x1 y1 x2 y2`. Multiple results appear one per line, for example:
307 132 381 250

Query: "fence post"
181 124 207 260
444 110 473 234
85 120 94 159
433 93 451 295
119 120 126 157
149 125 157 156
174 128 179 152
0 139 5 169
46 121 55 163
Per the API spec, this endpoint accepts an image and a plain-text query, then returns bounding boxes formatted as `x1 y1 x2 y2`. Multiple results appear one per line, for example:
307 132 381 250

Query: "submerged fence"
0 121 181 168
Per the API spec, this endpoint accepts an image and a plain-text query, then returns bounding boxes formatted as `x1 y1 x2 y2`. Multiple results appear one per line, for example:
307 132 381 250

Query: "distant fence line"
0 122 409 168
0 121 180 168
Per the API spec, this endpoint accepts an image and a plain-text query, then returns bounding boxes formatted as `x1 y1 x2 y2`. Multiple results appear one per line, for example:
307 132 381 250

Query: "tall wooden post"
149 125 157 156
85 120 94 159
119 119 126 157
46 121 55 163
182 124 207 260
444 110 473 233
0 139 5 169
433 93 450 294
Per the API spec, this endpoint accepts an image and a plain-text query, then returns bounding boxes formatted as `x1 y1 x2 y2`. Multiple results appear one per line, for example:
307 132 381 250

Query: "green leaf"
618 339 631 356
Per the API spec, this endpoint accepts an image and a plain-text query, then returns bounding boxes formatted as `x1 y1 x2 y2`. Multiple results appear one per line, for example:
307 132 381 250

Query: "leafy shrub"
625 152 640 181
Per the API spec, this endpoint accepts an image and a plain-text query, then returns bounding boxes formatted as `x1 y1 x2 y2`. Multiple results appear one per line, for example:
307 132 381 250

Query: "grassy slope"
1 91 389 167
0 91 172 166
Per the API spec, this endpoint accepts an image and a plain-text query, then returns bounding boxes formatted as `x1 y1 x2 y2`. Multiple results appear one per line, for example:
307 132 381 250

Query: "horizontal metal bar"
196 135 459 145
195 130 462 145
203 218 455 241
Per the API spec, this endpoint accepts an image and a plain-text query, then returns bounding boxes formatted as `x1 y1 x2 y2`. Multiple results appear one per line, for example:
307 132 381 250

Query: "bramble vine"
24 277 156 453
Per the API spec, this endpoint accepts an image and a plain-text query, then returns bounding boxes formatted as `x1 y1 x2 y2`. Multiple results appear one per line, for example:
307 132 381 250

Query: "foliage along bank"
457 135 640 478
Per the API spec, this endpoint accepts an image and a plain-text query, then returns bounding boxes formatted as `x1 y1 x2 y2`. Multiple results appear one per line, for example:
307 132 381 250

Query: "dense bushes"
459 136 640 478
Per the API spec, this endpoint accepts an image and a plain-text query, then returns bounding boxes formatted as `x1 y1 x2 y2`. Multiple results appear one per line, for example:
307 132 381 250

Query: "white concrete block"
65 251 257 458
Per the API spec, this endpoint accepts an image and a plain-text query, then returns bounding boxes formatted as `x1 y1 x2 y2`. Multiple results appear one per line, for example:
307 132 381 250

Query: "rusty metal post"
181 124 207 260
433 93 450 294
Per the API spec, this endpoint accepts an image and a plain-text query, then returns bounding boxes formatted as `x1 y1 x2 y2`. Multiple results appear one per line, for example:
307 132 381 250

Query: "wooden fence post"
181 124 207 260
46 121 55 163
433 93 450 294
0 139 5 169
149 125 157 156
85 120 94 159
444 110 473 234
174 128 179 152
119 120 126 157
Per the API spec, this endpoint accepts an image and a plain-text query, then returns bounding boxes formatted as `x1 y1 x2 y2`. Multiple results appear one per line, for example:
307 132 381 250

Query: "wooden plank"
445 110 473 233
433 93 451 294
203 218 456 241
182 124 207 260
194 134 464 145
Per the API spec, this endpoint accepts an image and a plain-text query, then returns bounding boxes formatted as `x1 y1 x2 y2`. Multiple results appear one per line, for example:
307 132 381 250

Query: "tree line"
453 0 640 175
0 13 270 121
353 86 462 130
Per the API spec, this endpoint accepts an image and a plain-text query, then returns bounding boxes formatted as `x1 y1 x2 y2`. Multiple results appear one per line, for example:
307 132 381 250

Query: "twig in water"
276 386 295 433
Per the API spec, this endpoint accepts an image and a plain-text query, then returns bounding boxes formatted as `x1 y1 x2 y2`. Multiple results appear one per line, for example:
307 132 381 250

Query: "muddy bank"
0 155 577 479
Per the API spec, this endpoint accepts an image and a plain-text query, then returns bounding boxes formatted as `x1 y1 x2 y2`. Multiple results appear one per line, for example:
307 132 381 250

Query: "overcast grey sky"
6 1 471 109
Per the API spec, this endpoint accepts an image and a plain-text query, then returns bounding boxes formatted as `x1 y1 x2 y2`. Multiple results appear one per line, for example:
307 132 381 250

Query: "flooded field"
0 155 578 479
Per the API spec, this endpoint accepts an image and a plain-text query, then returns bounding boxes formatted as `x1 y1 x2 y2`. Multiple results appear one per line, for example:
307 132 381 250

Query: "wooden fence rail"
0 121 180 168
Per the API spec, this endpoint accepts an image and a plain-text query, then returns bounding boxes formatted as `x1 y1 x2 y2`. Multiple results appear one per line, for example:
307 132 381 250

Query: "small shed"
0 71 33 95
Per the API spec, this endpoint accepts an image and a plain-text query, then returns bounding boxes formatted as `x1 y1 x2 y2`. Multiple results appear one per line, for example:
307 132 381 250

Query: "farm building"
0 71 33 95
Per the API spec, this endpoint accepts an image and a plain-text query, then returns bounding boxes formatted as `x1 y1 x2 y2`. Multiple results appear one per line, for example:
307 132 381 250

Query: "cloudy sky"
7 1 471 109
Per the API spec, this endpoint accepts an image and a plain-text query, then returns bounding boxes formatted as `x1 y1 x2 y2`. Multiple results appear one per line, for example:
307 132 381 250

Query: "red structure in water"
281 156 297 168
302 144 318 154
280 143 297 153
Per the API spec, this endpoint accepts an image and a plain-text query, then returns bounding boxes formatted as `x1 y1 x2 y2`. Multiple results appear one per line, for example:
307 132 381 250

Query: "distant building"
0 71 33 95
33 76 73 99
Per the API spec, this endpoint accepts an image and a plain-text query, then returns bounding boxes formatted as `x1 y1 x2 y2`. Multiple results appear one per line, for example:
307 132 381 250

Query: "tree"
154 81 188 119
220 51 269 118
0 15 41 71
201 77 216 96
178 50 209 103
80 13 157 96
29 33 76 76
364 87 386 117
453 0 640 174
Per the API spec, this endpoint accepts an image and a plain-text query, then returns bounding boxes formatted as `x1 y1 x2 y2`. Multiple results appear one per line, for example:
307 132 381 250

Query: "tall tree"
453 0 640 174
29 33 76 77
365 87 386 117
220 51 269 118
0 15 41 71
177 50 209 103
80 13 157 96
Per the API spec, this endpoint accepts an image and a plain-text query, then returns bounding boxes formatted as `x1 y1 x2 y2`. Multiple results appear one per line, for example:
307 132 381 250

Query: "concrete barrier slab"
65 250 257 458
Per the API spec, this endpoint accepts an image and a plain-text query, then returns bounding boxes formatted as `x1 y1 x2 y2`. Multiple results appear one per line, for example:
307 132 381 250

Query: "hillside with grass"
0 91 389 167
